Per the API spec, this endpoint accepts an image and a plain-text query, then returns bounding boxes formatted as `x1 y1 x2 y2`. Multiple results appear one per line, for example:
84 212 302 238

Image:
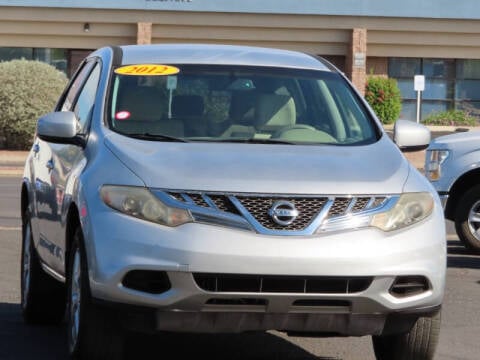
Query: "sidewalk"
0 151 28 177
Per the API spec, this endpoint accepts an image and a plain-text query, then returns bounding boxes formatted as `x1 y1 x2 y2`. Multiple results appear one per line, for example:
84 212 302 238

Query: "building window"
0 47 67 74
455 60 480 118
388 58 455 121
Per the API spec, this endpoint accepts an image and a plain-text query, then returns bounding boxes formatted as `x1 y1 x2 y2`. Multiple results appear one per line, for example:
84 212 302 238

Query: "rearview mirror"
393 120 431 152
37 112 86 147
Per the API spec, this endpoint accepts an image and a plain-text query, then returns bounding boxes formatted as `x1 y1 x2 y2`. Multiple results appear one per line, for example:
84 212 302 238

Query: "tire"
67 227 124 360
372 311 441 360
21 209 66 324
454 185 480 253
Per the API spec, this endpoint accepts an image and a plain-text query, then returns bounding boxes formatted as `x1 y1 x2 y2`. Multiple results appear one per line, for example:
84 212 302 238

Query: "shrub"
0 59 68 149
364 76 402 125
422 109 477 127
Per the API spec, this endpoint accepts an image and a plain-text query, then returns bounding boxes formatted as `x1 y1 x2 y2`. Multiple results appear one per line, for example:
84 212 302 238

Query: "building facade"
1 0 480 120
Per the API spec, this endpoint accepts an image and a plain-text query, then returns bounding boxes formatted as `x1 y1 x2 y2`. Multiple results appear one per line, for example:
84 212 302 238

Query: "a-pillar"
137 22 152 45
346 28 367 96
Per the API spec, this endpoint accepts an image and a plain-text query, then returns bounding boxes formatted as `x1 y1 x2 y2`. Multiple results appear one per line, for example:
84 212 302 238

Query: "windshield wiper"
127 133 189 142
208 138 296 145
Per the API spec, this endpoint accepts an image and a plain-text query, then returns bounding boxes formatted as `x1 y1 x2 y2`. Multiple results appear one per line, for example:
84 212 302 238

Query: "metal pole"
416 90 421 123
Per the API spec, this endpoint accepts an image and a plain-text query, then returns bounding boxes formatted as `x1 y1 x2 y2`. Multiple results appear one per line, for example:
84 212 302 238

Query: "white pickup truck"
425 129 480 253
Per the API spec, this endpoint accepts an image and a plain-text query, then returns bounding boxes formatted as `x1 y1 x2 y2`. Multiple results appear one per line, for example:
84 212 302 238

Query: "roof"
118 44 333 72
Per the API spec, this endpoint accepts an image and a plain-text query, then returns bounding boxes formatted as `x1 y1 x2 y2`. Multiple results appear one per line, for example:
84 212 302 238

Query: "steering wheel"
273 124 317 137
273 124 337 143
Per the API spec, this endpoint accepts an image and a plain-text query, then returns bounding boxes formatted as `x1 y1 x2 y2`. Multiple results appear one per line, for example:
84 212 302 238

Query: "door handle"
33 144 40 154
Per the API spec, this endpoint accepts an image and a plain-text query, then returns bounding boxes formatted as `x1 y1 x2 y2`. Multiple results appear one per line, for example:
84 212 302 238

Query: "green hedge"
422 109 477 126
364 76 402 125
0 59 68 149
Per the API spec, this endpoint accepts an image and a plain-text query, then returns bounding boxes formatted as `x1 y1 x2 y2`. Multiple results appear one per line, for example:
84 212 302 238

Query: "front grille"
186 193 210 207
329 198 351 217
209 195 240 214
351 197 371 212
193 273 373 294
236 196 327 230
164 191 389 234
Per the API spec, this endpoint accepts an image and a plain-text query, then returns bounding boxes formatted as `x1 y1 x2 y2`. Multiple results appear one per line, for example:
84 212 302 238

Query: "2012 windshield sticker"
114 64 180 76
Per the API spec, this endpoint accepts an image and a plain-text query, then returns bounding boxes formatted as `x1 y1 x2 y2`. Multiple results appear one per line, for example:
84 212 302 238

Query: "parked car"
425 130 480 253
21 44 446 360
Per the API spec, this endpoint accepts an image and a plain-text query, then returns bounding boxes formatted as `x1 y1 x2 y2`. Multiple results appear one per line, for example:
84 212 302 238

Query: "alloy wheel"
21 222 32 310
467 200 480 242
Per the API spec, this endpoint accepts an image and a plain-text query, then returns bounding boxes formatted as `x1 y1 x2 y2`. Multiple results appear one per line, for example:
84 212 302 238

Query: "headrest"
255 94 296 131
171 95 204 117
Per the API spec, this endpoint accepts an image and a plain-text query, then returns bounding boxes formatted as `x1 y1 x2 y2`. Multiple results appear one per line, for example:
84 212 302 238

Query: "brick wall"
346 28 367 95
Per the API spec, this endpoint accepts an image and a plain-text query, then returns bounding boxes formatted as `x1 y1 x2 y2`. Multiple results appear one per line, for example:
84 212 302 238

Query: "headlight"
100 185 193 227
370 192 434 232
425 149 449 181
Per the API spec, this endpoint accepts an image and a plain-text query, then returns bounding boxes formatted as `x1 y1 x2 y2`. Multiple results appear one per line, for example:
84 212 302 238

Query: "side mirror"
37 112 86 147
393 119 431 152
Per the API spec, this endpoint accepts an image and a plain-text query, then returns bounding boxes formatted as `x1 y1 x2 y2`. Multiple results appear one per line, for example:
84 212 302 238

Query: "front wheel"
372 311 441 360
455 185 480 253
67 227 124 360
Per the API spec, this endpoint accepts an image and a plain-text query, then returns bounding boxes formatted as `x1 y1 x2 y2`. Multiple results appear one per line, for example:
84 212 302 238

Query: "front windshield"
108 65 379 145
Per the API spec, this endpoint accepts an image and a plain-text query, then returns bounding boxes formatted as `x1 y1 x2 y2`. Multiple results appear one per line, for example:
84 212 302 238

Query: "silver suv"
21 44 446 360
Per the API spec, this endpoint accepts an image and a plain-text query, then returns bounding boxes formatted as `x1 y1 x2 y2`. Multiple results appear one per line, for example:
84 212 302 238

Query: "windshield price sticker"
114 64 180 76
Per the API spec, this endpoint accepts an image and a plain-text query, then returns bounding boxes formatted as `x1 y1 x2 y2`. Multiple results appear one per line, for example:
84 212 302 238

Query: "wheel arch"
446 168 480 220
65 203 81 278
21 182 30 219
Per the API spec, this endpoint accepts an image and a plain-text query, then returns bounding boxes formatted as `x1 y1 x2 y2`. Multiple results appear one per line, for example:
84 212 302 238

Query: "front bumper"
83 205 446 335
94 297 441 336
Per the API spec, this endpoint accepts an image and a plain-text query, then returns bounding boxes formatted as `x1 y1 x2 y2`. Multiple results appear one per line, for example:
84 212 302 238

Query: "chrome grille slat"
168 192 185 202
372 197 387 208
208 195 231 212
235 196 327 231
365 197 376 210
351 197 371 212
201 194 218 209
187 193 210 207
160 191 394 235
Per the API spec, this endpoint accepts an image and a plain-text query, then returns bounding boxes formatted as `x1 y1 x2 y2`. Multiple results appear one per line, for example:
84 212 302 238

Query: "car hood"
104 133 409 195
429 129 480 151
